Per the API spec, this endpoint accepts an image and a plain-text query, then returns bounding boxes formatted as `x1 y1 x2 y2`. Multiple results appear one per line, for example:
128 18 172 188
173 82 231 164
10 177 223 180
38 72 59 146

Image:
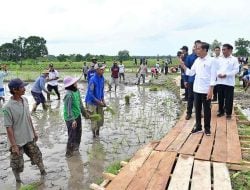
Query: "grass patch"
235 107 248 120
19 182 40 190
149 86 158 91
105 161 122 175
231 171 250 190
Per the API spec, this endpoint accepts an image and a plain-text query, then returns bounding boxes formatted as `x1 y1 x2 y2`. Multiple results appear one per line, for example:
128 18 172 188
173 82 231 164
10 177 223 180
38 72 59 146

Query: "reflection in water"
66 155 85 190
87 139 105 185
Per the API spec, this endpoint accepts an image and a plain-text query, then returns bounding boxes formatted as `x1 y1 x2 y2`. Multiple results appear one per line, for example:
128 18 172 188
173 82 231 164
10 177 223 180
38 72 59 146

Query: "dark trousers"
47 84 60 100
213 85 218 100
217 84 234 116
187 82 194 115
194 92 211 132
66 115 82 150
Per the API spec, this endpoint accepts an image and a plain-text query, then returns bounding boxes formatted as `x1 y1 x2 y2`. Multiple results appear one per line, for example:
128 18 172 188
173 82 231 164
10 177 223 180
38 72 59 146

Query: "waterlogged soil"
0 74 180 190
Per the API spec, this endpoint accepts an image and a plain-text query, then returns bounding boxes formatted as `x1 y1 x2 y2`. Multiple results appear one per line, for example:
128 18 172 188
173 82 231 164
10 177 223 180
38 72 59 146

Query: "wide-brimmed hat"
94 63 106 70
8 78 28 90
42 70 50 74
63 76 79 88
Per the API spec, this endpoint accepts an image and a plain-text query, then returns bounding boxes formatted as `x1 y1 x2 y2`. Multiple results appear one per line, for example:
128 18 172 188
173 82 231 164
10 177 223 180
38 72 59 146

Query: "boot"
12 170 21 183
65 145 73 158
42 103 48 110
32 104 37 112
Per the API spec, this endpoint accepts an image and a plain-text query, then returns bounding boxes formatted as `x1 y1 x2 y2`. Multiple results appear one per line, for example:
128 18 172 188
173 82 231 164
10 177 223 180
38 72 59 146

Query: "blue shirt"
31 75 47 93
184 53 197 83
85 73 105 105
87 69 96 82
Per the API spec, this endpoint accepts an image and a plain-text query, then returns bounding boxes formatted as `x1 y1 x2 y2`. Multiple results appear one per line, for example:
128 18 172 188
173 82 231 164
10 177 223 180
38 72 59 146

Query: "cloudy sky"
0 0 249 56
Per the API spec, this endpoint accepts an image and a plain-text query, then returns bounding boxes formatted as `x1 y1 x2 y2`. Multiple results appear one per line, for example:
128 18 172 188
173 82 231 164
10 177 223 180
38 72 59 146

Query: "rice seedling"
105 106 115 115
125 95 130 105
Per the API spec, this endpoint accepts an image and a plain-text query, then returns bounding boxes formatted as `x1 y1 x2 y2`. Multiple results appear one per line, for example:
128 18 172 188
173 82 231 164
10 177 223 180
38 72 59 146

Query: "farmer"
110 61 119 91
31 70 50 112
118 60 125 82
63 76 88 158
82 62 89 80
3 78 47 183
136 62 148 85
85 63 106 138
0 64 8 103
47 63 60 101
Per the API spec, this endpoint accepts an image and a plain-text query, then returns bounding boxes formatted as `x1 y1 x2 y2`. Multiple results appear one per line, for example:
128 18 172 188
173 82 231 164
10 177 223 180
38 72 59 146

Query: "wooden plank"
179 132 203 155
167 118 195 152
155 114 186 151
168 154 194 190
213 162 232 190
212 114 227 162
191 160 211 190
126 151 165 190
106 141 158 190
227 115 242 163
146 151 177 190
195 105 217 160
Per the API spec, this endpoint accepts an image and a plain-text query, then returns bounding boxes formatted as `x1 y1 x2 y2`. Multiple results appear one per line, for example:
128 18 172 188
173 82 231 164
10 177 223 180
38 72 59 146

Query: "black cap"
181 46 188 52
8 78 28 90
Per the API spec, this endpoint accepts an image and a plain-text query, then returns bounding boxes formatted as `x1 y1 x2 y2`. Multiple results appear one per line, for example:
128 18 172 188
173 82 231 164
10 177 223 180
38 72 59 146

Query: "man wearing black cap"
3 78 46 183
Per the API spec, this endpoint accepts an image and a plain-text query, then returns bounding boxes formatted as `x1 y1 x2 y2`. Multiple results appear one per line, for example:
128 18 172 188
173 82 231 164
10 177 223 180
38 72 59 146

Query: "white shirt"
216 55 239 86
185 55 217 94
48 70 59 86
119 64 125 73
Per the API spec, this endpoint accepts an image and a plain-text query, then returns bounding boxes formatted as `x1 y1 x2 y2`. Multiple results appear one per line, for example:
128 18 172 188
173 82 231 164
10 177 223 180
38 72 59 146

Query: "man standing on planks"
180 42 217 136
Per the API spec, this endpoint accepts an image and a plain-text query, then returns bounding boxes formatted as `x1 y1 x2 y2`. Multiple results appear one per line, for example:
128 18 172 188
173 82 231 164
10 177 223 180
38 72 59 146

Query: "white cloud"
0 0 249 56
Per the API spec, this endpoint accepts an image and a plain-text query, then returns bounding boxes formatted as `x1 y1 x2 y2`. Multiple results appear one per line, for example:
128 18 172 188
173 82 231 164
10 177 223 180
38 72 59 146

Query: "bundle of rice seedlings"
89 114 102 121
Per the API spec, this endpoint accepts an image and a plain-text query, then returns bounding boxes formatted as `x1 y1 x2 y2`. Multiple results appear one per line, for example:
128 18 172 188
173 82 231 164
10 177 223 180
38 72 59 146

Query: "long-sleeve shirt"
63 90 84 121
31 75 47 93
216 55 239 86
184 53 197 83
87 69 96 82
85 73 105 105
185 55 217 94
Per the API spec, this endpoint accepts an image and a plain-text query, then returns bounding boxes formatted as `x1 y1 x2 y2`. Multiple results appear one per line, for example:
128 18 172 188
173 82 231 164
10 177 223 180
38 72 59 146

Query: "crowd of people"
0 50 248 183
178 41 246 136
2 58 107 183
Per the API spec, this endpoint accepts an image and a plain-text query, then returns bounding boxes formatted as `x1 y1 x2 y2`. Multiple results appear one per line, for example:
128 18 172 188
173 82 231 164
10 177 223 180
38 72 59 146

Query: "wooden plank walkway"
96 104 241 190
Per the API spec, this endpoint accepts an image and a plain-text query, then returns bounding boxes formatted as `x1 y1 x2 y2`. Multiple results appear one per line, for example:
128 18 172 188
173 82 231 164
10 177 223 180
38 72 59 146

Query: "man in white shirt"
212 46 221 102
180 42 217 136
216 44 239 119
118 61 125 82
47 64 60 101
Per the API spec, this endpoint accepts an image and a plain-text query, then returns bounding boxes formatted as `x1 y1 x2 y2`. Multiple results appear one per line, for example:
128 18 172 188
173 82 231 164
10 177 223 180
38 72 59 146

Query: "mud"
0 74 180 190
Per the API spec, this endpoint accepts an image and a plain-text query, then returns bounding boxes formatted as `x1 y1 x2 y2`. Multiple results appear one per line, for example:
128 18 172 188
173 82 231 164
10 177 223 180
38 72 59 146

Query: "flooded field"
0 80 180 190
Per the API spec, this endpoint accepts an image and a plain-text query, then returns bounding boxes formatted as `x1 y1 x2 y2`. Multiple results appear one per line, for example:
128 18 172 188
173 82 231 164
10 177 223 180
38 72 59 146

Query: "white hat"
63 76 79 88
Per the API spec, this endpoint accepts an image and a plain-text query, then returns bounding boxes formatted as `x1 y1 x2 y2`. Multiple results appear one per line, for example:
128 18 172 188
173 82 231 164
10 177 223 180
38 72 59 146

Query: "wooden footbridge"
90 104 243 190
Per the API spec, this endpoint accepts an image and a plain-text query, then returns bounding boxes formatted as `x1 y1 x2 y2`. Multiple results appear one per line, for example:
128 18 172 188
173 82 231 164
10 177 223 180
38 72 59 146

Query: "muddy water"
0 81 180 190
